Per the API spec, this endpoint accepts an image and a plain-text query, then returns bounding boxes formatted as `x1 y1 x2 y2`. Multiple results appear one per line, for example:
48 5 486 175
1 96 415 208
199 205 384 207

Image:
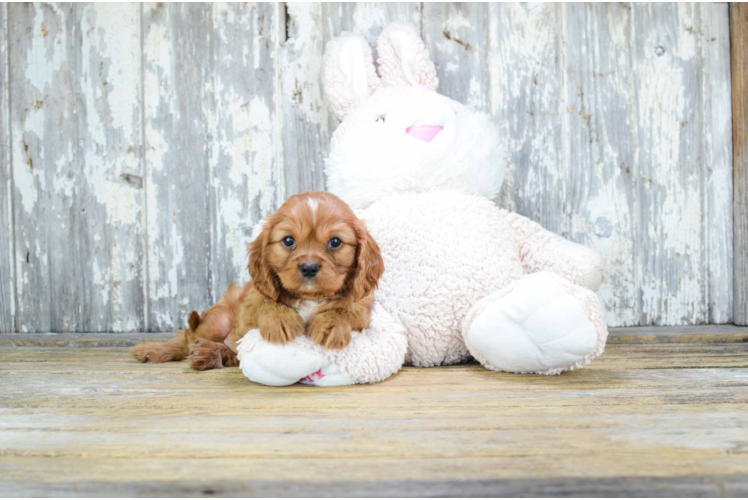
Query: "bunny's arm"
506 212 604 292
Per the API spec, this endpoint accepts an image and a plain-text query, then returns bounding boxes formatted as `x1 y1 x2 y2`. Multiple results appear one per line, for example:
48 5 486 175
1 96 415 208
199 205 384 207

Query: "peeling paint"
0 2 735 332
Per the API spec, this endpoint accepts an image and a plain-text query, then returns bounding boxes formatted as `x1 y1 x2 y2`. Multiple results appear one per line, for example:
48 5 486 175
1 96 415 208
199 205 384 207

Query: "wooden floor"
2 329 748 497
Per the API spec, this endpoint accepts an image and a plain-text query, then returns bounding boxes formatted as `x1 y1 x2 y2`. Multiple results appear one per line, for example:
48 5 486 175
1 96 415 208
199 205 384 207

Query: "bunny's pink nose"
406 125 443 142
408 85 433 95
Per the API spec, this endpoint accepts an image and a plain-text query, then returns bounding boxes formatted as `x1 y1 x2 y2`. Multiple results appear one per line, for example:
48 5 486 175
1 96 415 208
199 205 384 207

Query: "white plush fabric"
237 23 609 386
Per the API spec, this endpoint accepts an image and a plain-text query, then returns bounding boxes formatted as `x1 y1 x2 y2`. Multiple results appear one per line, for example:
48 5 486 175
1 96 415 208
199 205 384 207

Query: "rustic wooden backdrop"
0 2 738 333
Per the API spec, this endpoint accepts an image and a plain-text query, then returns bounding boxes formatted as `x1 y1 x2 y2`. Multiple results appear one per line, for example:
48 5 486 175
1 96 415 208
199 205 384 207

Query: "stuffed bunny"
236 22 608 386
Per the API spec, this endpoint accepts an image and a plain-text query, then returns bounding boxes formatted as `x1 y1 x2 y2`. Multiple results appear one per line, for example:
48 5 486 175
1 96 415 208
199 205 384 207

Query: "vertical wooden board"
732 3 748 325
281 3 421 197
0 3 14 332
208 3 284 299
77 3 145 332
487 4 566 235
280 3 327 196
422 3 490 113
143 3 212 330
560 4 640 326
8 2 64 333
9 3 144 332
630 3 709 325
699 3 733 324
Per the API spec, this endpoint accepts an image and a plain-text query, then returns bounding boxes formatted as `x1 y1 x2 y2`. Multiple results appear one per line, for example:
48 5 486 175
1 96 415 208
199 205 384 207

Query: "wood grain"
0 3 14 333
3 475 747 498
279 3 328 196
1 342 748 495
488 3 566 235
423 3 489 112
634 3 732 326
8 3 145 333
208 3 285 302
701 4 734 324
142 3 213 331
561 4 640 326
732 3 748 325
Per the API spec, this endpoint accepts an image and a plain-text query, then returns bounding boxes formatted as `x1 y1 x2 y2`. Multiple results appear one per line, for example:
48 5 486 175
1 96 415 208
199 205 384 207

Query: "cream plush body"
237 23 608 386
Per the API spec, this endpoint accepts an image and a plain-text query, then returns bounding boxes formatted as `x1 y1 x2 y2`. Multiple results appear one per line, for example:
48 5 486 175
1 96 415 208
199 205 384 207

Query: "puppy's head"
249 192 384 301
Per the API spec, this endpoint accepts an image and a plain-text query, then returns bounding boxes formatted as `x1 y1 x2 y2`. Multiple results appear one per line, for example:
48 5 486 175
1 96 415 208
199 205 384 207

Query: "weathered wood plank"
77 4 145 332
2 475 747 498
0 3 14 333
142 3 213 330
3 325 748 347
8 3 144 333
4 343 748 375
422 3 489 113
8 3 64 332
1 343 748 496
487 4 566 235
701 4 734 324
279 3 328 196
630 3 729 326
607 324 748 344
732 3 748 325
560 4 640 326
208 3 285 299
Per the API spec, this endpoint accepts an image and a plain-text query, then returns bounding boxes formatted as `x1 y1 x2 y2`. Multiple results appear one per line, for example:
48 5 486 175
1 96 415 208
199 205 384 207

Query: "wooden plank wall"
0 3 13 332
731 3 748 325
0 3 736 332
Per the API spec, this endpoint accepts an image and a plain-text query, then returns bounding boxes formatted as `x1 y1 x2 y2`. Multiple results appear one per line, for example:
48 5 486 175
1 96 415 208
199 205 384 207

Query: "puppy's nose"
299 262 321 279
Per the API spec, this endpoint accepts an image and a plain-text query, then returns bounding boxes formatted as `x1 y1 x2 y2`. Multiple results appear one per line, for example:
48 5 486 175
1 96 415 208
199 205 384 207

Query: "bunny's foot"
462 271 608 375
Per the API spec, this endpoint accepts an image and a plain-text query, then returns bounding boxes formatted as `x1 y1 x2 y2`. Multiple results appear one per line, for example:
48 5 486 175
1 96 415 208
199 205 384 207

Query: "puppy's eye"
327 237 342 250
282 236 296 249
375 116 385 124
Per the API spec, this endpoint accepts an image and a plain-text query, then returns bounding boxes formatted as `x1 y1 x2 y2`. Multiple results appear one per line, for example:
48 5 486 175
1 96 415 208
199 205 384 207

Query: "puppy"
131 191 384 370
130 283 243 369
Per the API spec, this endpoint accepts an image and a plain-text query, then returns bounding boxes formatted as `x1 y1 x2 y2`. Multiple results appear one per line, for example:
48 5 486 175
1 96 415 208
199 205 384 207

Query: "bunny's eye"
375 116 386 124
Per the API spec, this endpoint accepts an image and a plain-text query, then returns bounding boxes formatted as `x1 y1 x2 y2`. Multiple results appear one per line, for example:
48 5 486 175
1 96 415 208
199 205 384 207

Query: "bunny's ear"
322 32 382 120
376 22 438 90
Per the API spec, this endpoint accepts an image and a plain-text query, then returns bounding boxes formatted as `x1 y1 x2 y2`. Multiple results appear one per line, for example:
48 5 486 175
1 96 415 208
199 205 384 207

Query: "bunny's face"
322 23 505 211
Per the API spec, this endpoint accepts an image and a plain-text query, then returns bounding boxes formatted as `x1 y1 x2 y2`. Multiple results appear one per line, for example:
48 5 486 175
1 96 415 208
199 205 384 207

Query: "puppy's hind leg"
131 332 190 363
189 339 239 371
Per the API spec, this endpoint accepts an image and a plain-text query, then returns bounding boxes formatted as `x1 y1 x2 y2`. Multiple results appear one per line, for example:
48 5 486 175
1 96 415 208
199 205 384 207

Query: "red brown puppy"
131 191 384 370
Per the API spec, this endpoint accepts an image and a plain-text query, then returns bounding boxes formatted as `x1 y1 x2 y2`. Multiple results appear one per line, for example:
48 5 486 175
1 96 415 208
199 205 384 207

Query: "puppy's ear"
248 222 280 301
351 219 384 301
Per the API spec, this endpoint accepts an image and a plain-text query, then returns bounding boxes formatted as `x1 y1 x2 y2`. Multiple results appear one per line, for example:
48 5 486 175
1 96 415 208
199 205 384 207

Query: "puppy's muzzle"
299 262 321 279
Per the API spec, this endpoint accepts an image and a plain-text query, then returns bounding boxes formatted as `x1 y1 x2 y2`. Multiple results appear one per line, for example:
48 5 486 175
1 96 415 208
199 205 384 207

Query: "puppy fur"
131 191 384 371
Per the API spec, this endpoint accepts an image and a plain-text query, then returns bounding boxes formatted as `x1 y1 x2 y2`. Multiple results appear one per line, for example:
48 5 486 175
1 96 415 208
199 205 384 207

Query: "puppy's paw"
130 341 182 363
307 313 353 350
189 338 232 371
258 309 305 344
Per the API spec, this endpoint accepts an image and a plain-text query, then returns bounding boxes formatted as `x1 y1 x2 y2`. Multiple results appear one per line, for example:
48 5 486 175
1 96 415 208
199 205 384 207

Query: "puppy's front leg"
257 301 305 344
235 289 305 345
308 295 374 349
307 309 354 349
